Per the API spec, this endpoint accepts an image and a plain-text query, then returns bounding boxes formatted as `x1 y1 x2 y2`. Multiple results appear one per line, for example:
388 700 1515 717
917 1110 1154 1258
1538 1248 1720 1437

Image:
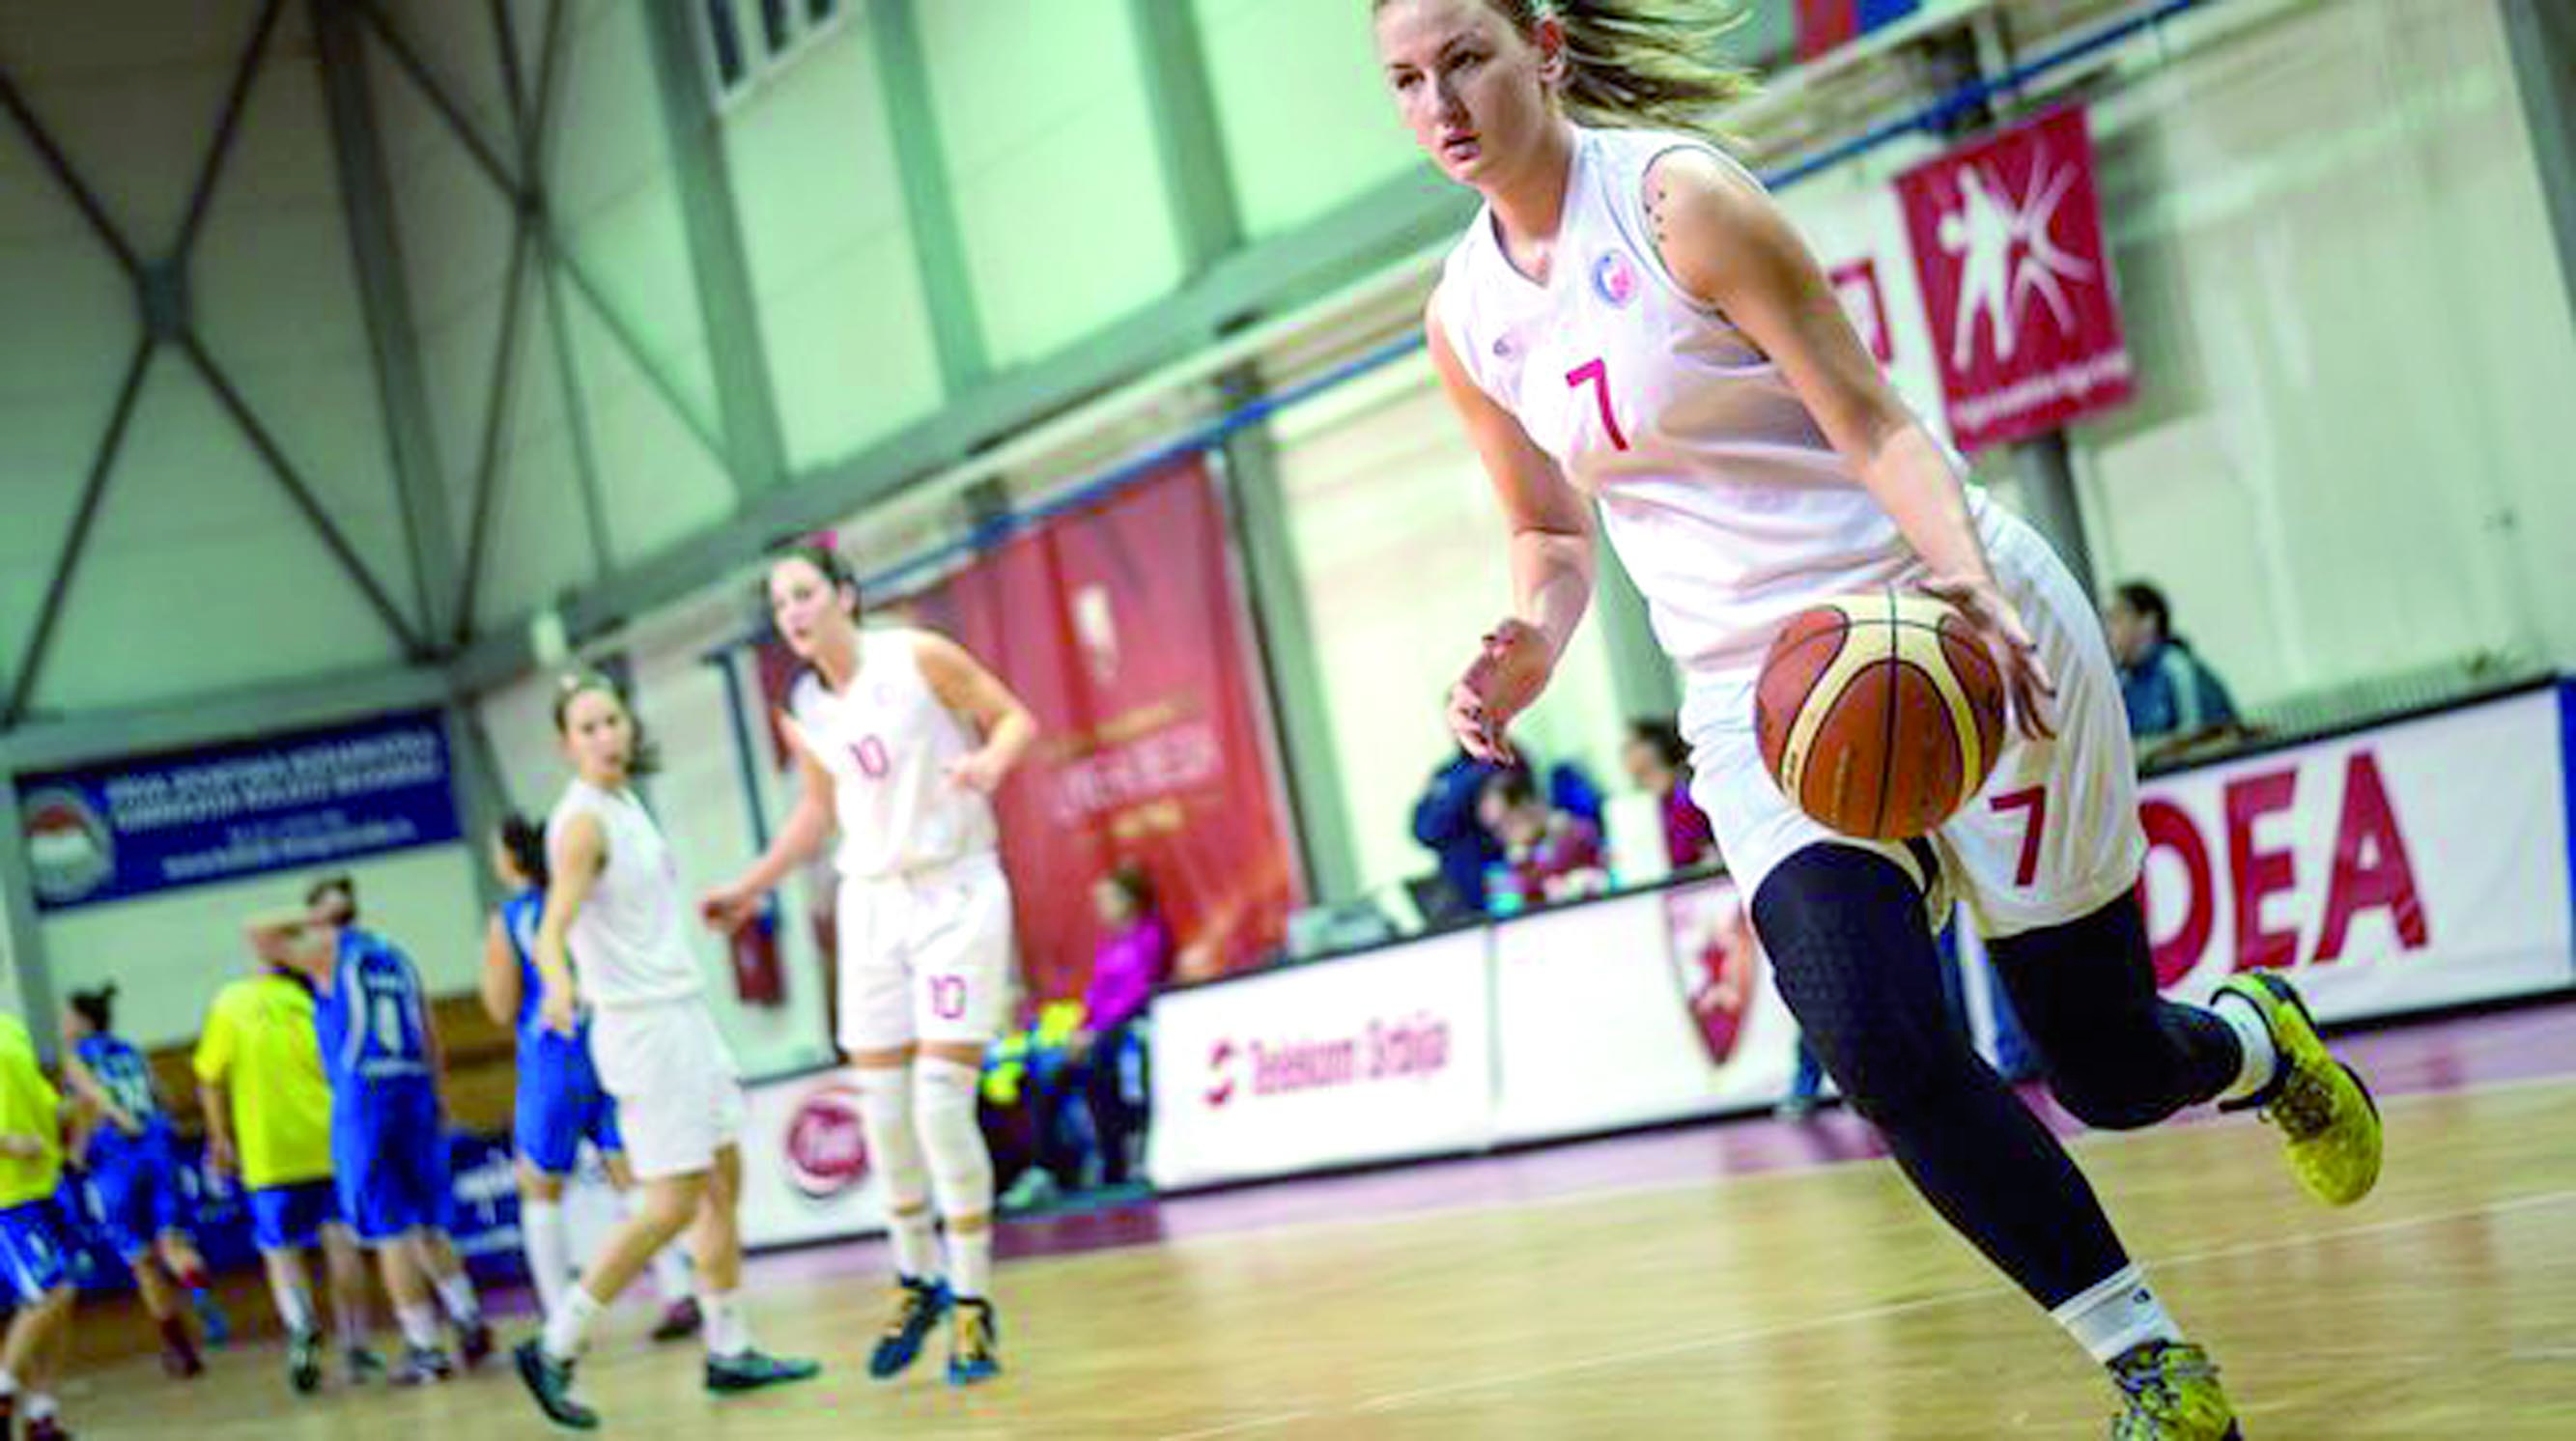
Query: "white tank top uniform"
782 629 1016 1051
1435 124 2142 936
549 777 744 1178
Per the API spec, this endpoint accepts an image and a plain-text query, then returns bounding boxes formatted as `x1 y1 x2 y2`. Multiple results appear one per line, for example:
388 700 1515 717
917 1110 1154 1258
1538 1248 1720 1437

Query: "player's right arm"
479 914 523 1030
535 810 607 1036
1425 288 1598 762
701 723 835 933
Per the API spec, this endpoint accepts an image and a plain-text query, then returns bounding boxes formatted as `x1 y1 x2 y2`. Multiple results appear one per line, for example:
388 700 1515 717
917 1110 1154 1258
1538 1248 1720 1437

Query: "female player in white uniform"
1373 3 2382 1437
702 542 1036 1387
512 673 818 1429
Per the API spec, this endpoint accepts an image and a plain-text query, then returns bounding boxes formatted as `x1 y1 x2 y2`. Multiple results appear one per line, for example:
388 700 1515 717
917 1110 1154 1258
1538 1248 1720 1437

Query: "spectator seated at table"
1621 717 1716 870
1478 766 1608 910
2105 580 2245 767
1000 865 1172 1210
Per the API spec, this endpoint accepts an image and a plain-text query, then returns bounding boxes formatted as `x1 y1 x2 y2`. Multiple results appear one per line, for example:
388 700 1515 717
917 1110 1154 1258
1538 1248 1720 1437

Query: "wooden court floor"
53 1076 2576 1438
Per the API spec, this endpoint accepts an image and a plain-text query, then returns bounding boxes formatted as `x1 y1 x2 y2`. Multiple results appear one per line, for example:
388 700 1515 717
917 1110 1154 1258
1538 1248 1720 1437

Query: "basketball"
1755 592 2008 841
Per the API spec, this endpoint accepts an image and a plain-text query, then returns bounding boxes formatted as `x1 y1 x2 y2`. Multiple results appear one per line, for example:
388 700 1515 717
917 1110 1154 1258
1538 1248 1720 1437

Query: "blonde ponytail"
1549 1 1755 130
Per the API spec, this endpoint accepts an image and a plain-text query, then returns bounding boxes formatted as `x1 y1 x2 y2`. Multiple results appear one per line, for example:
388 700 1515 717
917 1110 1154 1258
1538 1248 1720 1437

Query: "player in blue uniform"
253 891 493 1384
479 817 700 1340
59 986 228 1377
1 1013 77 1441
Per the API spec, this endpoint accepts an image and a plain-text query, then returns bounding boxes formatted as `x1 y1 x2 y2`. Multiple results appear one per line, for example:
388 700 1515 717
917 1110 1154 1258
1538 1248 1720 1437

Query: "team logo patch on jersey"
1592 248 1641 308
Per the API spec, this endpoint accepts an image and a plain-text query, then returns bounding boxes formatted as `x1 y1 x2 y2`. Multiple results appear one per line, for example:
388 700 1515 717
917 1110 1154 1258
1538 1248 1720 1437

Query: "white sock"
396 1301 442 1350
0 1367 17 1396
523 1201 574 1320
23 1393 53 1422
889 1204 941 1282
434 1267 482 1325
335 1298 369 1352
700 1288 751 1359
649 1242 694 1303
268 1275 316 1336
2052 1263 2184 1365
2210 992 2280 1103
946 1223 992 1302
544 1285 604 1363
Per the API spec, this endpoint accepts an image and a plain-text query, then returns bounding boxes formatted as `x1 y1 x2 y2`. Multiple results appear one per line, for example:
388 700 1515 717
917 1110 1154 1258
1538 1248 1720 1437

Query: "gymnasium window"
699 0 846 108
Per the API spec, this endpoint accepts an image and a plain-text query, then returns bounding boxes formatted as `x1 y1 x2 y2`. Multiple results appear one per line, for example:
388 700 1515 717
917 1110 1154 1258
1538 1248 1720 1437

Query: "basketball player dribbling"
702 542 1037 1387
1373 3 2382 1434
513 673 819 1430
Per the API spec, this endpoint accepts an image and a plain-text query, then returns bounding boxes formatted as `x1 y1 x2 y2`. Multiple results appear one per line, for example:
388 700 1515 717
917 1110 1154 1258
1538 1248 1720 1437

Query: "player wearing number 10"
703 541 1039 1388
1377 3 2382 1437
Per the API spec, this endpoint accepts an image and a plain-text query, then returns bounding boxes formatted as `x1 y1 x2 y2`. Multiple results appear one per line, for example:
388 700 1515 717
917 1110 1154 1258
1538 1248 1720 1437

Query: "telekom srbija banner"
2133 686 2572 1021
910 461 1299 1006
1147 928 1492 1191
1793 106 2133 453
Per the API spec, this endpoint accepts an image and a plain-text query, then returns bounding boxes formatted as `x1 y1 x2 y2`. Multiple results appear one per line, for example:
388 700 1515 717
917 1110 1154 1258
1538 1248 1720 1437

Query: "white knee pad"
913 1057 994 1220
854 1063 930 1211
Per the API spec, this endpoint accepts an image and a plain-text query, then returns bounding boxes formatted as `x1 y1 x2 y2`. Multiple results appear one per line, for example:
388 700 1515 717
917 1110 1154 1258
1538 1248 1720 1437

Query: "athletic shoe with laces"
344 1344 386 1386
2216 971 2383 1205
286 1328 323 1395
869 1275 949 1379
2109 1341 2240 1439
513 1338 599 1430
947 1297 1002 1387
704 1348 822 1395
193 1291 232 1347
24 1413 71 1441
454 1316 495 1370
158 1316 204 1379
391 1344 454 1386
650 1296 703 1343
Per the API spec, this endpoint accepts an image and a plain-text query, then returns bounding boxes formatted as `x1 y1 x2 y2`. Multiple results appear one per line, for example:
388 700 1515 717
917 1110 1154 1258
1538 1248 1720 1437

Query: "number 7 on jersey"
1566 357 1630 451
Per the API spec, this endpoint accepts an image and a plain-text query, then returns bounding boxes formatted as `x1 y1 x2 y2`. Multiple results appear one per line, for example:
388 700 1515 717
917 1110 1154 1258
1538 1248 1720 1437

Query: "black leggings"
1751 845 2241 1308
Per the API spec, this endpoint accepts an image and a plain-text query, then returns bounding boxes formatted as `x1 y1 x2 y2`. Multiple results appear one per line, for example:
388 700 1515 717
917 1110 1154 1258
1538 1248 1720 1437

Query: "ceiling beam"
0 65 145 280
639 0 787 495
869 0 987 393
3 340 157 726
445 161 1475 693
313 0 462 646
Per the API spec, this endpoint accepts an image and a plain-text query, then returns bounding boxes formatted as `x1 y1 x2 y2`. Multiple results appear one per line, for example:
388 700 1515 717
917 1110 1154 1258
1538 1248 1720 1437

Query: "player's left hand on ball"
1921 576 2056 741
945 750 1005 794
1449 619 1552 763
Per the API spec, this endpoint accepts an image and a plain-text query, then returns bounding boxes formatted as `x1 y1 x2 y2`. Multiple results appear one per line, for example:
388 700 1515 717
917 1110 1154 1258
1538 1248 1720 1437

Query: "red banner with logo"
1897 106 2134 451
906 461 1298 1011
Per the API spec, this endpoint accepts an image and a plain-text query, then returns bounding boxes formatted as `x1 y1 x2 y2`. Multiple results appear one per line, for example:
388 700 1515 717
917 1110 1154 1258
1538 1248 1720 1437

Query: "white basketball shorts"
836 851 1017 1053
587 997 747 1181
1681 506 2146 941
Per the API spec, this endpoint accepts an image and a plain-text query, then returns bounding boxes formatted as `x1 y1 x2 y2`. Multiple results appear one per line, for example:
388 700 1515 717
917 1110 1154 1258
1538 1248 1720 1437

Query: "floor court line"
1145 1184 2576 1435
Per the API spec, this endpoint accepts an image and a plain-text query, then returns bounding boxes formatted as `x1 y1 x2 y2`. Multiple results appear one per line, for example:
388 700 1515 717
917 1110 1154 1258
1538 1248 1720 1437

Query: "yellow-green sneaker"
2109 1341 2241 1440
2216 972 2382 1206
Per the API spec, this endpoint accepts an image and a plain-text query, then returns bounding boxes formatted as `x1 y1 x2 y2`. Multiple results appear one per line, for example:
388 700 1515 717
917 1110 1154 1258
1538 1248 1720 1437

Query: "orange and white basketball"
1754 593 2008 841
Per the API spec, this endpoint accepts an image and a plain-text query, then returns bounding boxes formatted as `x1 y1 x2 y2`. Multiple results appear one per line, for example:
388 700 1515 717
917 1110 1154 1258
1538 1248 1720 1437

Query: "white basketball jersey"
782 628 998 881
1435 124 1986 674
548 778 703 1008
